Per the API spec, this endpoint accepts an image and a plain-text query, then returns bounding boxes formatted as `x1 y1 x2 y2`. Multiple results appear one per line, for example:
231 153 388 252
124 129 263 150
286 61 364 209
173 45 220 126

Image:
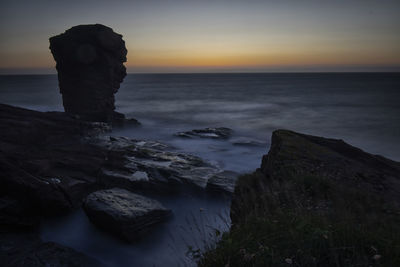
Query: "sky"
0 0 399 74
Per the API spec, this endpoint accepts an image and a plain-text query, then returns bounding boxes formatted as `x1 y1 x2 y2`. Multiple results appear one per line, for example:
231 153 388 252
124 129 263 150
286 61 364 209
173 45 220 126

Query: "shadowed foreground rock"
49 24 128 123
84 188 171 242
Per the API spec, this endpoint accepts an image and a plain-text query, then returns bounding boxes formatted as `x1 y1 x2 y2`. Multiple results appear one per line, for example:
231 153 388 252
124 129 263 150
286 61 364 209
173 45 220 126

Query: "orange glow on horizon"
125 49 400 69
1 41 399 71
1 1 399 73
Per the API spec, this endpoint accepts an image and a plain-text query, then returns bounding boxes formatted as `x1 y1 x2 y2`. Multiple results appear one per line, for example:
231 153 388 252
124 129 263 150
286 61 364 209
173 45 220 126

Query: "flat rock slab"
83 188 171 242
175 127 233 139
230 137 266 147
98 136 235 192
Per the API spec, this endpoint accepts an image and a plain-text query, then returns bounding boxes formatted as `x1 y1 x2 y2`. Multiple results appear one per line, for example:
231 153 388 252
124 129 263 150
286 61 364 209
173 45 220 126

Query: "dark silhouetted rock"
231 129 400 224
83 188 171 242
49 24 128 123
175 127 233 139
0 103 110 218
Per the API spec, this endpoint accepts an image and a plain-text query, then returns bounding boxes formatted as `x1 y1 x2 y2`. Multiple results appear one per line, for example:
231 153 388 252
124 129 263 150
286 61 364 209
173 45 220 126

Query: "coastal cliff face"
232 130 400 224
49 24 127 123
201 130 400 267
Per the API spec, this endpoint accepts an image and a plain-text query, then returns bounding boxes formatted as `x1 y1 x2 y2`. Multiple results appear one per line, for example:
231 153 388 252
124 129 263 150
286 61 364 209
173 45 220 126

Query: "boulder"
83 188 171 242
49 24 127 123
175 127 233 139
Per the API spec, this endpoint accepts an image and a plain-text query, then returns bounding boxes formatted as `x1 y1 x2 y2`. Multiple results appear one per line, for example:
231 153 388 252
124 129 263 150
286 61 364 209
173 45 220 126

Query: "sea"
1 73 399 266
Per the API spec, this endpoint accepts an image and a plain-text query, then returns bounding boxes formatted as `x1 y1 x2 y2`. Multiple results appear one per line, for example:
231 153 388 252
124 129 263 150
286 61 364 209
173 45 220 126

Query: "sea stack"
49 24 127 122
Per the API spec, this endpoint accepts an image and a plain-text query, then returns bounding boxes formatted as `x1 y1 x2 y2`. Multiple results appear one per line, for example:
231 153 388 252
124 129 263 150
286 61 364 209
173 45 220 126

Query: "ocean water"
1 73 399 266
1 73 399 162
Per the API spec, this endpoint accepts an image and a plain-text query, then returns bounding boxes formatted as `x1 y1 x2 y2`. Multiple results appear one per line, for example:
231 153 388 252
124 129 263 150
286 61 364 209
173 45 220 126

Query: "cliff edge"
200 130 400 267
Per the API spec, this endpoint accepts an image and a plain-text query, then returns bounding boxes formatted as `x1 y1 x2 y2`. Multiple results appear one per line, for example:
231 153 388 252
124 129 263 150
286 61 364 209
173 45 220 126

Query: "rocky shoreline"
2 103 400 266
0 103 235 266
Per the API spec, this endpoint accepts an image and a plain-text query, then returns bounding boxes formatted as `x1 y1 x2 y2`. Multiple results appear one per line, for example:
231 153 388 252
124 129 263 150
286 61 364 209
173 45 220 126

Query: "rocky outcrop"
0 103 238 265
49 24 128 123
175 127 233 139
98 136 237 193
83 188 171 242
201 130 400 267
0 103 233 229
0 103 110 218
231 129 400 224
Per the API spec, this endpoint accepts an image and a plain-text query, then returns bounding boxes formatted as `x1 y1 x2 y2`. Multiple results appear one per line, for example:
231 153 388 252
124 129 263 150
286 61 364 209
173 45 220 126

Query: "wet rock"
175 127 233 139
83 188 171 242
96 136 234 192
0 103 234 227
0 103 234 225
206 171 239 193
49 24 128 123
0 232 106 267
231 137 266 147
0 103 237 263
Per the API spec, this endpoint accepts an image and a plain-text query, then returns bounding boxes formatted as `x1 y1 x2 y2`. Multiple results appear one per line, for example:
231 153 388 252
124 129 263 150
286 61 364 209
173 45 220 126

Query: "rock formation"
231 129 400 223
200 130 400 266
175 127 233 139
0 103 235 263
49 24 128 123
84 188 171 242
0 104 233 229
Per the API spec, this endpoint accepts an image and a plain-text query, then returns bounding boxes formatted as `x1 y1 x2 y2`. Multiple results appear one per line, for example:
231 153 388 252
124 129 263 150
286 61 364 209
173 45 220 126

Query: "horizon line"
1 70 400 76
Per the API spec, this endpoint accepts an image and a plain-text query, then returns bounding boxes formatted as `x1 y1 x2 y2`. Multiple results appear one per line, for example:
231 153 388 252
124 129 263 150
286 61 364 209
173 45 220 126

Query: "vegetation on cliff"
200 130 400 267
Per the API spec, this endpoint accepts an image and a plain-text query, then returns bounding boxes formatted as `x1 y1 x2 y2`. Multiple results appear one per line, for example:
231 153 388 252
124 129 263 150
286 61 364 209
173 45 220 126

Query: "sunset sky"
0 0 399 74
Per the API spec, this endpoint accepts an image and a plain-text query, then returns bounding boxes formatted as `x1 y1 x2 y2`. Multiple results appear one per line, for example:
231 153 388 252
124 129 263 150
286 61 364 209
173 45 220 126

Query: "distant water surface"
1 73 399 162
